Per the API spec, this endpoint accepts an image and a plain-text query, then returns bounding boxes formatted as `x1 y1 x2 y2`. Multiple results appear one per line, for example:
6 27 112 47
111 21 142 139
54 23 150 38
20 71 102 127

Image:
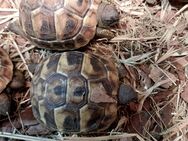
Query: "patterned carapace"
30 51 119 132
19 0 101 50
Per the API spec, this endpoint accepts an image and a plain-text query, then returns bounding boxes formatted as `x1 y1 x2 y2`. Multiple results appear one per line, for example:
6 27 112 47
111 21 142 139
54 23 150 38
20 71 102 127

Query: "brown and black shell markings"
19 0 101 50
0 48 13 93
30 51 119 132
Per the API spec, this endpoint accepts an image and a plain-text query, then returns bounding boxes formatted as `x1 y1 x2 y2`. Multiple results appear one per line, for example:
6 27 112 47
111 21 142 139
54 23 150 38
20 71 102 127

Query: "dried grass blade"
63 132 144 141
10 35 33 78
169 4 188 21
138 79 171 111
0 18 12 25
10 45 35 58
111 36 161 42
0 131 145 141
0 8 18 12
120 52 154 66
156 47 179 64
0 132 56 141
0 13 19 19
160 0 171 21
160 27 176 44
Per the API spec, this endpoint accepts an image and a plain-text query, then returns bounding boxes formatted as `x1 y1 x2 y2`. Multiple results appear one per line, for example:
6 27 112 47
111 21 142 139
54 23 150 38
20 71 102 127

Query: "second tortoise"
8 0 119 50
30 51 137 133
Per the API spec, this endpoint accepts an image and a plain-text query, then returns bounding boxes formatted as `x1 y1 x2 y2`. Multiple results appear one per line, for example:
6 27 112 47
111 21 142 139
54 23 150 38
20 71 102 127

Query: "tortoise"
8 0 119 50
30 51 137 132
0 48 13 93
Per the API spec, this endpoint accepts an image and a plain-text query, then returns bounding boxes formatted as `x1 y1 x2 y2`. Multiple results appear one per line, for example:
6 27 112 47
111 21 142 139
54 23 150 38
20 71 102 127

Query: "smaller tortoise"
30 51 137 132
8 0 119 50
0 48 13 93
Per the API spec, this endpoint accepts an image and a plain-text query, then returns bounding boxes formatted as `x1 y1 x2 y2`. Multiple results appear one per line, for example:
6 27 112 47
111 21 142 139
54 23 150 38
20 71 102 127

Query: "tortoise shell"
30 51 119 132
19 0 101 50
0 48 13 93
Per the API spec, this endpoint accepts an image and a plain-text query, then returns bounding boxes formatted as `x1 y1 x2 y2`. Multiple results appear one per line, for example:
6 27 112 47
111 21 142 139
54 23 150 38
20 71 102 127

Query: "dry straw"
1 0 188 140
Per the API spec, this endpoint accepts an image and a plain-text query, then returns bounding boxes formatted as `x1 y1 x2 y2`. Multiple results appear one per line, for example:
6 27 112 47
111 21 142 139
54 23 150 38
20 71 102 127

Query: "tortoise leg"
118 83 137 105
7 19 26 37
96 27 115 39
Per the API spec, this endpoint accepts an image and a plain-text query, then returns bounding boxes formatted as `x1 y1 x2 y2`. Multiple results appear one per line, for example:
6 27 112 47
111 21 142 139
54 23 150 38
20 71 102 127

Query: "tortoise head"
97 3 119 27
118 84 138 105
